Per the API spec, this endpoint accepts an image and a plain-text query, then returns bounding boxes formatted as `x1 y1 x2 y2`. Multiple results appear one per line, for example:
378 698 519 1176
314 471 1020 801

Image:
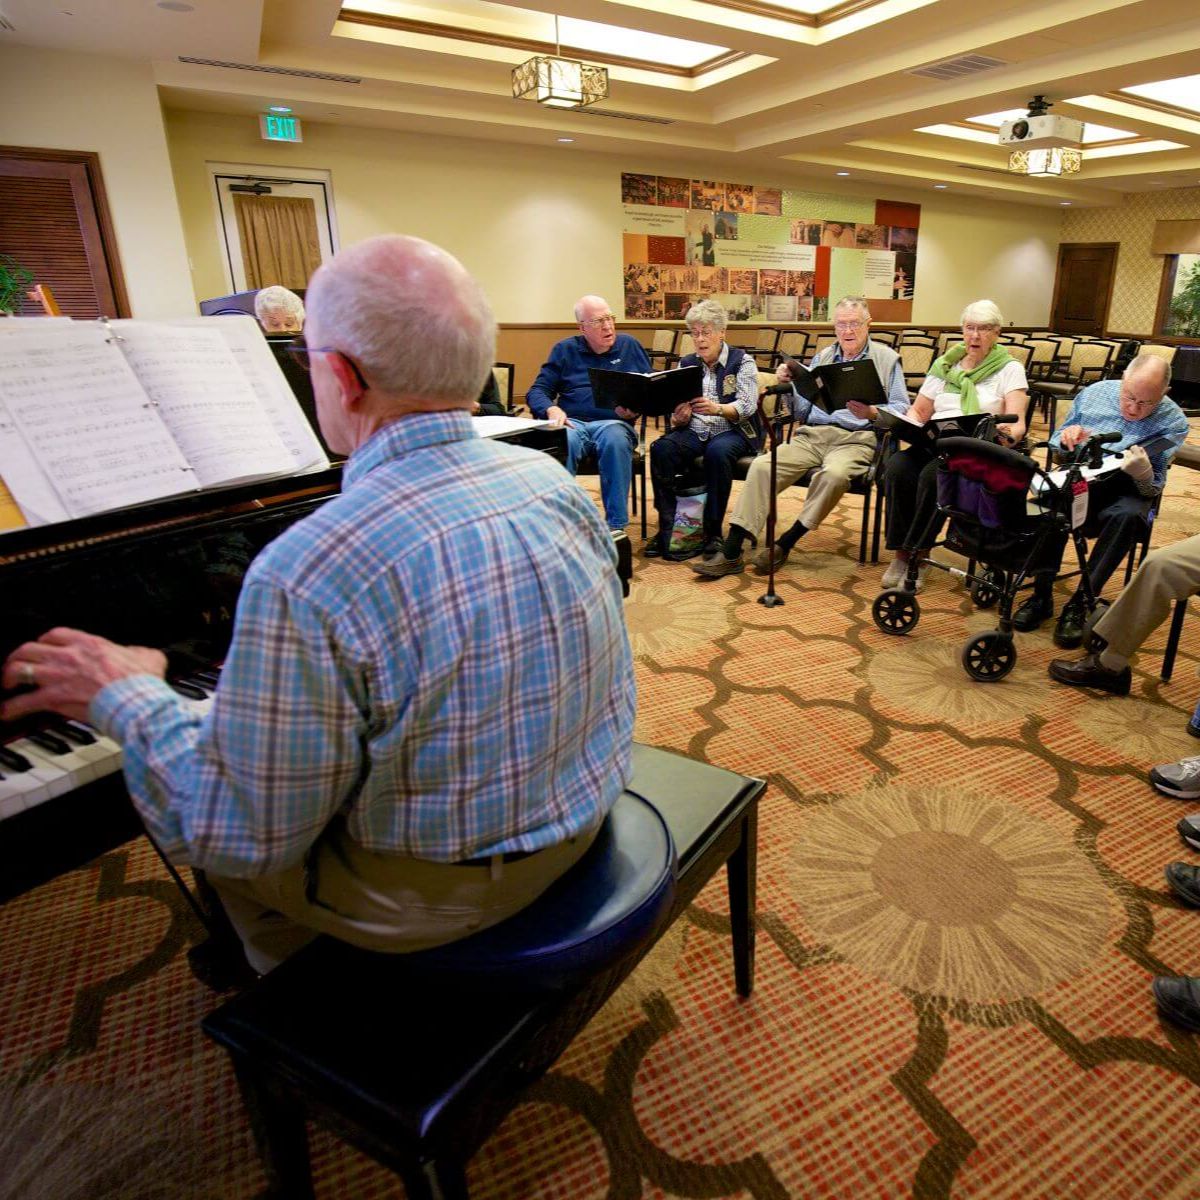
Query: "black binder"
781 356 887 411
589 365 703 416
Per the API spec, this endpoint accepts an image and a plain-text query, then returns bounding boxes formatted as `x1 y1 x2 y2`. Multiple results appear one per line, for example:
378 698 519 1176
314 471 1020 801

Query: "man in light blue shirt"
692 296 908 576
1 235 636 974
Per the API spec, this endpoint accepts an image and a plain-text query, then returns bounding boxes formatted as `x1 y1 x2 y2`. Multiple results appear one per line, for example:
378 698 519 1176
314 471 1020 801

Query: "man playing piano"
2 234 636 975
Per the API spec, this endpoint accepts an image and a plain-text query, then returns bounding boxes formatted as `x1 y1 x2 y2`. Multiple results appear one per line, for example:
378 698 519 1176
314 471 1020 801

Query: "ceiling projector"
998 112 1084 149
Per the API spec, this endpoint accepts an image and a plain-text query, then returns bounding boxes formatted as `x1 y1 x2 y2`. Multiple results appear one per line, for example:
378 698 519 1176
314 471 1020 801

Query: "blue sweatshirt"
526 333 651 422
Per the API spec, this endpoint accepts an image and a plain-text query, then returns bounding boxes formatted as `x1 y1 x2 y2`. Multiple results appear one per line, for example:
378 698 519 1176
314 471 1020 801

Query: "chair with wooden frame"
735 326 781 368
646 328 680 369
899 341 937 395
870 329 898 348
811 331 838 356
1028 338 1117 436
771 329 810 367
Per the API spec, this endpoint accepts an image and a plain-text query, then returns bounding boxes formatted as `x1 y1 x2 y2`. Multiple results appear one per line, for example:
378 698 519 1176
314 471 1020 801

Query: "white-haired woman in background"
254 285 305 334
881 299 1028 588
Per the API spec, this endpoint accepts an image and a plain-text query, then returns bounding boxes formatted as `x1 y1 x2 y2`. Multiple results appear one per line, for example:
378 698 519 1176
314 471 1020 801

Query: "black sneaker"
1053 599 1087 649
1012 593 1054 632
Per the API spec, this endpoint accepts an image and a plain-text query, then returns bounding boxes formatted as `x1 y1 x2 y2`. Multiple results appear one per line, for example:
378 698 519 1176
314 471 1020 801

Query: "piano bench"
201 744 764 1200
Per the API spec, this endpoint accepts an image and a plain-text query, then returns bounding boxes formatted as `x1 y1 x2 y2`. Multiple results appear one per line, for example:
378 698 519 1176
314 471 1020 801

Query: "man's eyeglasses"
287 335 368 390
581 315 616 329
834 321 864 332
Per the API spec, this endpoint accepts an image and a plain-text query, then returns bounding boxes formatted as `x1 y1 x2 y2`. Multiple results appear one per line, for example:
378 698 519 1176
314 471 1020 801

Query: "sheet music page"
0 323 193 521
167 316 329 470
111 321 297 486
473 415 552 438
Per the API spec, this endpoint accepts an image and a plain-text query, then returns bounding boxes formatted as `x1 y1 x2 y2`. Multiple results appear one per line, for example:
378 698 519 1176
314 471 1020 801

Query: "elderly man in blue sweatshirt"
526 295 650 532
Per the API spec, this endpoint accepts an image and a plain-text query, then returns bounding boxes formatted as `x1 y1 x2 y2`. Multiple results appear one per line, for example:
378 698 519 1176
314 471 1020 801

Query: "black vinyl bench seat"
202 743 765 1200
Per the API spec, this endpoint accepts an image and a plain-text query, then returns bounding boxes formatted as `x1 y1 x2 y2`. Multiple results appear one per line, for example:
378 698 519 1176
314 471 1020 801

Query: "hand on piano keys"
0 670 216 820
1 627 169 725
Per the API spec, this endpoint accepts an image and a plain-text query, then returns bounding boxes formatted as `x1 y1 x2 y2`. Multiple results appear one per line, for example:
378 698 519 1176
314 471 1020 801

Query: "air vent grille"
910 54 1006 81
178 57 362 84
576 108 673 125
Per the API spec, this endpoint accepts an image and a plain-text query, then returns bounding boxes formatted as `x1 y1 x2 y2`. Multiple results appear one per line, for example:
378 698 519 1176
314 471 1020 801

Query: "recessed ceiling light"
156 1 194 10
1060 201 1071 206
269 105 292 114
557 137 574 143
933 183 948 189
836 170 850 176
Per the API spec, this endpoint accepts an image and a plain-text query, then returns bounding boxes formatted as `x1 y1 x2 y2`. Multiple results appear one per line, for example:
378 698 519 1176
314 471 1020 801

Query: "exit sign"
259 113 303 142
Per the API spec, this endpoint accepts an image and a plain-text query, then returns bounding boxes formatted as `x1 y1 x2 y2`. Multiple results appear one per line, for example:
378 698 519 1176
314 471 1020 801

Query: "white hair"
254 285 304 325
1125 352 1172 389
960 299 1004 328
834 296 871 321
685 298 728 332
306 235 495 402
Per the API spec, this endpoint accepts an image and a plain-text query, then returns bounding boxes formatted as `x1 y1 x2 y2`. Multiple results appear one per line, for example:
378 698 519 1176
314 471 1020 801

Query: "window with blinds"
0 148 128 319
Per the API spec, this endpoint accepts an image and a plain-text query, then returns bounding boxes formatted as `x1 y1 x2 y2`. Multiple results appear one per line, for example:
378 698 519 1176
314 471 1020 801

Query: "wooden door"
1050 243 1117 336
0 147 128 318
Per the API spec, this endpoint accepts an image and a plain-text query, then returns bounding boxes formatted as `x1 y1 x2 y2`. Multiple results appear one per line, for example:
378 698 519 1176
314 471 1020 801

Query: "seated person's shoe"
1052 599 1087 649
880 556 908 589
702 537 723 559
1013 593 1054 632
690 550 745 577
1165 862 1200 907
1150 754 1200 800
1152 976 1200 1033
643 532 667 558
751 543 791 574
1047 652 1132 696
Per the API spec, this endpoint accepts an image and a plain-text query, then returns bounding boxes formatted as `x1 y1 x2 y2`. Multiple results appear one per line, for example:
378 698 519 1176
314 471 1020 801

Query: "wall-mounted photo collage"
620 174 920 324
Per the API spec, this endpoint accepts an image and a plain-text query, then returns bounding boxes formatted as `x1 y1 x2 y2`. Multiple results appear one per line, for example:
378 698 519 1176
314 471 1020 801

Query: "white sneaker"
881 556 908 589
1151 756 1200 800
913 563 930 593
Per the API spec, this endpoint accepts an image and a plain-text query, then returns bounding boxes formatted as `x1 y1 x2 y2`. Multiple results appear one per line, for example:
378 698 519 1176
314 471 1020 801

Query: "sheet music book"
0 316 330 530
874 409 992 447
588 364 703 417
782 356 887 412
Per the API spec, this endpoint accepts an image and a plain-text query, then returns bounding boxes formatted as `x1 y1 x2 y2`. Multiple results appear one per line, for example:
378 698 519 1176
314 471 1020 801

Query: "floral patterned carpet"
2 424 1200 1199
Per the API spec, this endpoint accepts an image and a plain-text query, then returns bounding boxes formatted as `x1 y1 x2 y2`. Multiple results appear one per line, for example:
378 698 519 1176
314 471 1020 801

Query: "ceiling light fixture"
933 183 948 189
1009 147 1082 177
557 137 574 143
269 105 292 114
512 15 608 110
836 170 850 176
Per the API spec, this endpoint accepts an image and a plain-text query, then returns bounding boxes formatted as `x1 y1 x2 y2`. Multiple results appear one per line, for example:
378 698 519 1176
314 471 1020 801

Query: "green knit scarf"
927 343 1012 415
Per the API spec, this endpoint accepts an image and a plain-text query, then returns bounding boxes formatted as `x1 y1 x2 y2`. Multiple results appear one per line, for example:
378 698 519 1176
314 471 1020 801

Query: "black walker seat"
201 743 765 1200
872 435 1093 681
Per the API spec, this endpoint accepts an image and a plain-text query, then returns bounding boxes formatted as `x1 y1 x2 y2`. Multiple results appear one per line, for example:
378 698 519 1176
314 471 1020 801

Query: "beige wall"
0 45 194 319
1062 188 1200 335
163 108 1062 328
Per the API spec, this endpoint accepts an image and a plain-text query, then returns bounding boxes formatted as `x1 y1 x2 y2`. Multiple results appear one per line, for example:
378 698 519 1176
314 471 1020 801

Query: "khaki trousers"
210 822 599 974
1093 533 1200 661
730 426 875 539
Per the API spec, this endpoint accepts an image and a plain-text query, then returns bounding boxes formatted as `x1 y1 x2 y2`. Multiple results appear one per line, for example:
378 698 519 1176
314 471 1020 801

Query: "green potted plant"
0 254 34 316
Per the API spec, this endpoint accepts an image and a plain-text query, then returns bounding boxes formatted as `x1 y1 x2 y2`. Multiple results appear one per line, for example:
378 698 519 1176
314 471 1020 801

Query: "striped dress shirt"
93 411 636 878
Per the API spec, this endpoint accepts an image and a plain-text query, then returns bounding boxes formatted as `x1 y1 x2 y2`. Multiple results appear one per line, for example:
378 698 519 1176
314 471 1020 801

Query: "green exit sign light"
259 113 303 142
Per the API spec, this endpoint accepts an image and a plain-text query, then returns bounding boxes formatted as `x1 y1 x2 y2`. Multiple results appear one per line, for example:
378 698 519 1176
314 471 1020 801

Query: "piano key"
0 745 33 773
51 719 98 746
10 737 105 787
0 748 73 815
26 729 72 755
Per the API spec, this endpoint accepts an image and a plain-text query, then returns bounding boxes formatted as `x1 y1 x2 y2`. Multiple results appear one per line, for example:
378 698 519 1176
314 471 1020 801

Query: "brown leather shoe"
1047 652 1131 696
751 543 791 574
689 551 744 577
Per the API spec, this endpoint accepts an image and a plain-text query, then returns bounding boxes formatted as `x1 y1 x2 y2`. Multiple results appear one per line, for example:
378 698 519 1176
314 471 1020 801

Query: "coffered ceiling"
5 0 1200 207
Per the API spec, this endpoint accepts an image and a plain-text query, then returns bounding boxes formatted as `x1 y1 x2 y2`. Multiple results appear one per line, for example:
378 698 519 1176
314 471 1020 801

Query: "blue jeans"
565 419 638 530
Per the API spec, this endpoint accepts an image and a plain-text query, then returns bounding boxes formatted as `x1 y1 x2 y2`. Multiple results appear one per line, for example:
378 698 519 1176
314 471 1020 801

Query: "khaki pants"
730 425 875 538
210 822 599 974
1093 534 1200 661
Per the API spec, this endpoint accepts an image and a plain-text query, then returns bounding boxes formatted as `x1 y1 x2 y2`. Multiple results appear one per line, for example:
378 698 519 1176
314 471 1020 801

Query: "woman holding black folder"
881 300 1028 589
646 299 760 560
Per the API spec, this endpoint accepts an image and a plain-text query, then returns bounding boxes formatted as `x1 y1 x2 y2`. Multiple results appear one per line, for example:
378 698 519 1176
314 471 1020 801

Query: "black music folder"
589 365 703 417
875 409 992 447
781 356 887 412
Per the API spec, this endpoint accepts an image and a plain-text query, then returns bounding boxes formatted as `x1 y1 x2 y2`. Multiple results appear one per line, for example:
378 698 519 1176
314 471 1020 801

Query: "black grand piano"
0 419 574 904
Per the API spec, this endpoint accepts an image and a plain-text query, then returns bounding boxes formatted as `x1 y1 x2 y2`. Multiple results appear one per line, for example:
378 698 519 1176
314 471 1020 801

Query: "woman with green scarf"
880 299 1029 589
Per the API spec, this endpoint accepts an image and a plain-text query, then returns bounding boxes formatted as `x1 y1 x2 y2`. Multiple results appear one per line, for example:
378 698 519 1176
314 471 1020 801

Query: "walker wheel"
873 589 920 635
970 567 1005 610
962 631 1016 681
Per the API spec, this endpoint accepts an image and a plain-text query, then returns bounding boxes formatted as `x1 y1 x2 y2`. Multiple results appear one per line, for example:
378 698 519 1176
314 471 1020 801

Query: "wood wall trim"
0 144 131 318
